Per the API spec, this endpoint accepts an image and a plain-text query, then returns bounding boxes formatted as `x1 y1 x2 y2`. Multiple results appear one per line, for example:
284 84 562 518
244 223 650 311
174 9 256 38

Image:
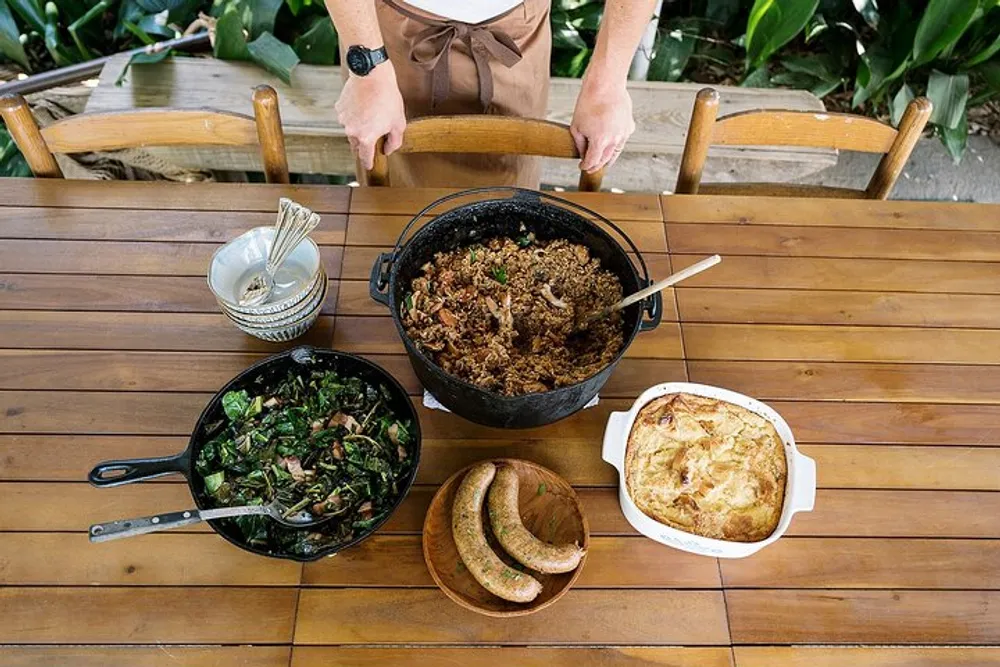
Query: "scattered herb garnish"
537 483 546 496
195 369 414 557
469 247 477 263
404 292 414 312
515 233 534 247
491 265 508 285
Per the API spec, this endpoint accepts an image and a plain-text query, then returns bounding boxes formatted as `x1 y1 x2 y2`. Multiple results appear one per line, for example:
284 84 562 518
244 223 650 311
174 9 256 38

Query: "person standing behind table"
325 0 657 188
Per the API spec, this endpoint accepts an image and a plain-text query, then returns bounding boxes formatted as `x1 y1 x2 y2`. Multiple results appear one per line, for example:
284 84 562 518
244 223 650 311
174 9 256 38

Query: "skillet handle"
88 451 189 487
369 251 393 308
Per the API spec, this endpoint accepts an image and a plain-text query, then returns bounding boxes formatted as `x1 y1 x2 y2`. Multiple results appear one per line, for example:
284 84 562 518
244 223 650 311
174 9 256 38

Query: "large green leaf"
940 110 968 163
648 22 698 82
971 59 1000 104
115 45 172 86
214 4 250 61
0 0 30 70
136 12 179 38
292 16 337 65
0 126 31 178
889 83 915 127
964 28 1000 67
742 65 773 87
926 69 969 129
912 0 979 66
247 31 299 84
568 1 603 31
249 0 283 40
852 0 879 29
745 0 820 70
6 0 43 32
551 7 586 51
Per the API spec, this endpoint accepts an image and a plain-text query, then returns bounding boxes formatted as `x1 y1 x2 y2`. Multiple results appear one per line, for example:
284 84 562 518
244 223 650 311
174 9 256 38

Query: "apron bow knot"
386 1 523 111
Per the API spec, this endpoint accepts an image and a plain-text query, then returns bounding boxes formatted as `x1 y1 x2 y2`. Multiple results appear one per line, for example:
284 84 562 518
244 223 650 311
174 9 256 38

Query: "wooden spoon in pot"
576 254 722 332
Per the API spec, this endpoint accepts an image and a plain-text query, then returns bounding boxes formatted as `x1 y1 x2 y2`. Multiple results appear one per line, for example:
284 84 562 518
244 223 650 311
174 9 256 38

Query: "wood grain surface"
0 182 996 662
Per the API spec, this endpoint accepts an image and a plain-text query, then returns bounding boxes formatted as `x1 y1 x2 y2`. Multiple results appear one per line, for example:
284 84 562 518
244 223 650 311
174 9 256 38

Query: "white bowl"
221 269 327 327
602 382 816 558
225 298 324 342
225 279 328 338
208 226 322 314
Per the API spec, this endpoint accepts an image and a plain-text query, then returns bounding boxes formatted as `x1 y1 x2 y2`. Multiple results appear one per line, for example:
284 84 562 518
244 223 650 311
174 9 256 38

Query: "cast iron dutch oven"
369 187 663 429
87 346 421 562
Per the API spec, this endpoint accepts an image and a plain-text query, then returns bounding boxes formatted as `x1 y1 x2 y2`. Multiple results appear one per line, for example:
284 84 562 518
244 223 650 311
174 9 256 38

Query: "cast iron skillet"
369 187 663 429
87 346 421 562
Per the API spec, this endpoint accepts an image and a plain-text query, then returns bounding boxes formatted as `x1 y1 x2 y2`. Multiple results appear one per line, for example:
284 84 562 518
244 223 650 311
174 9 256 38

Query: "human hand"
335 61 407 171
569 70 636 173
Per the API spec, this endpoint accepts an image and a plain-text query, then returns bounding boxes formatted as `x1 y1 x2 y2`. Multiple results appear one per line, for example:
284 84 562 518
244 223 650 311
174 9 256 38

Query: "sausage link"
488 466 586 574
451 462 542 603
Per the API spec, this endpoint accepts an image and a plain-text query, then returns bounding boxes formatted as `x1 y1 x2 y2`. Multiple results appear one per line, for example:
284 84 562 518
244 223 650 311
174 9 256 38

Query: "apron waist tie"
382 0 523 111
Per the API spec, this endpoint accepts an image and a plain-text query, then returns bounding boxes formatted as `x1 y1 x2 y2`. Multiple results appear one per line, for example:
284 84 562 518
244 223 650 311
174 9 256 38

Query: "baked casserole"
624 393 786 542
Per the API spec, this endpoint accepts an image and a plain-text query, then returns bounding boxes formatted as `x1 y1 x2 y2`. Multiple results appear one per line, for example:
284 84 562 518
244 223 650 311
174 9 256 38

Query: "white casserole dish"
602 382 816 558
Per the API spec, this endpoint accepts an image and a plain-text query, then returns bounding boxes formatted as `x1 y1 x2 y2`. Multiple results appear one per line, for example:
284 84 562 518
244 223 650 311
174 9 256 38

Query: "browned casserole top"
624 393 787 542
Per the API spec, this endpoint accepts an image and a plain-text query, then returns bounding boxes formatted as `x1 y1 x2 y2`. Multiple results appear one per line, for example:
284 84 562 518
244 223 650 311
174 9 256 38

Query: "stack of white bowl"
208 227 326 342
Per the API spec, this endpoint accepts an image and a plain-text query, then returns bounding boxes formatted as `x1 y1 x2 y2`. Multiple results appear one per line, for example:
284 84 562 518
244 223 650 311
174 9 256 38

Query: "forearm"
324 0 383 47
588 0 658 81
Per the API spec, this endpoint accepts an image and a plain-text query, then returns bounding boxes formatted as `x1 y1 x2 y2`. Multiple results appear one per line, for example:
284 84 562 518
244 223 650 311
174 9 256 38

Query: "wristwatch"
346 45 389 77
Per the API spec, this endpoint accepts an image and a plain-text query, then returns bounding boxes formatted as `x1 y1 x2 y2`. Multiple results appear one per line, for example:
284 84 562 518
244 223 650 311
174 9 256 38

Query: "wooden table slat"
0 647 291 667
726 590 1000 644
663 194 1000 230
293 647 734 666
294 589 729 645
0 587 298 643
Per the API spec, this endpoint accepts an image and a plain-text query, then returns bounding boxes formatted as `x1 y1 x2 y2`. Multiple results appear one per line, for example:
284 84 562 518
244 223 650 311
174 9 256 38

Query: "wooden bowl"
422 458 590 617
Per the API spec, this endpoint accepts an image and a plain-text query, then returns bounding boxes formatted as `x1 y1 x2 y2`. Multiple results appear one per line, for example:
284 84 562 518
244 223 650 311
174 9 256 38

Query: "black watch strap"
370 46 388 67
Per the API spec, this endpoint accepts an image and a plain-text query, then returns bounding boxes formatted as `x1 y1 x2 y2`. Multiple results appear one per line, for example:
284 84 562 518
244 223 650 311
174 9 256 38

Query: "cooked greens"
195 369 414 557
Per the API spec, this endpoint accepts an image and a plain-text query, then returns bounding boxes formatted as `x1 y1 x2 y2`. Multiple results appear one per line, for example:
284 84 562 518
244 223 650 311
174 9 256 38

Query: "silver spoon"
88 498 335 543
238 198 321 307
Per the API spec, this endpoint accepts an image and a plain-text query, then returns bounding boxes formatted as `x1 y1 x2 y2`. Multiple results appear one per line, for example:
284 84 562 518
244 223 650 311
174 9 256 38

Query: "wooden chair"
365 115 604 191
0 85 290 183
675 88 932 199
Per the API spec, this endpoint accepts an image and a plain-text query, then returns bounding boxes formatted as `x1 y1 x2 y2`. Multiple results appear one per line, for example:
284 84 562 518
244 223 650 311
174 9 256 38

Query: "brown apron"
369 0 552 188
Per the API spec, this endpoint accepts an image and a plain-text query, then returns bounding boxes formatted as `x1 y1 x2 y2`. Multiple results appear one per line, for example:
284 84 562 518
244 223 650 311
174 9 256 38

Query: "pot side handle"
602 411 630 471
369 251 393 308
88 452 189 488
790 451 817 513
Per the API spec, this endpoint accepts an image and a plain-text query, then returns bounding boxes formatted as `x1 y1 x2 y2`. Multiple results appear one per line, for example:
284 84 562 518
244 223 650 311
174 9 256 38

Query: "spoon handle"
88 505 271 543
614 254 721 312
266 198 321 275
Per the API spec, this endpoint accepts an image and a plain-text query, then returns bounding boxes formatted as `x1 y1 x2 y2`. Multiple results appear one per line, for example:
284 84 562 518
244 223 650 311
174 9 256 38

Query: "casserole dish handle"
790 451 817 513
602 411 631 470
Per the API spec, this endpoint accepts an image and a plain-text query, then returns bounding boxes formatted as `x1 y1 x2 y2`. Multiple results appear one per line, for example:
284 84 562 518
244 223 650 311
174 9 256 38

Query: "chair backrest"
0 84 290 184
365 115 603 191
675 87 932 199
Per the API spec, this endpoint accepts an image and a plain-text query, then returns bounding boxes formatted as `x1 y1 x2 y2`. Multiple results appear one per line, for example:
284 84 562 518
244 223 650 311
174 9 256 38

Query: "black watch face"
346 46 372 76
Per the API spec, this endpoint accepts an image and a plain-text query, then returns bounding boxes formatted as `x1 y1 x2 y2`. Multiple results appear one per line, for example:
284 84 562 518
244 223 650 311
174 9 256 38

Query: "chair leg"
251 85 291 185
674 88 719 195
866 96 932 200
0 94 63 178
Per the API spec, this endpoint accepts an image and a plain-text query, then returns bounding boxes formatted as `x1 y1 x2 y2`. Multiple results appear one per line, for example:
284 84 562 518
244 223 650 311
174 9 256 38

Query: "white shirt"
401 1 523 23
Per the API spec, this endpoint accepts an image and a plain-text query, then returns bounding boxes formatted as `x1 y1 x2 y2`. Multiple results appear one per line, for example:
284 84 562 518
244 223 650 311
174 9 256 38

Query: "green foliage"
2 0 999 173
745 0 819 70
246 30 299 83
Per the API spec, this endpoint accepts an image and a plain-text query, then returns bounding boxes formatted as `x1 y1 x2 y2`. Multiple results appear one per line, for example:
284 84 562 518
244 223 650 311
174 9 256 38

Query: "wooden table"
1 179 998 666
